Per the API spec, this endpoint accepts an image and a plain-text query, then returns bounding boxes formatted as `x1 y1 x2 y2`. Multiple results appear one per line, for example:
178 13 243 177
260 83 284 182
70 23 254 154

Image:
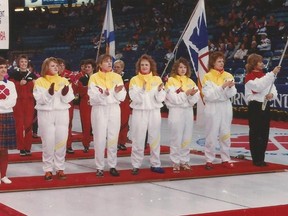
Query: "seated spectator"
164 48 175 62
231 24 241 36
224 41 235 59
256 22 267 35
232 0 243 7
145 37 157 52
240 17 250 35
276 21 287 39
218 42 226 54
155 38 164 50
234 43 248 60
266 15 278 36
208 40 218 52
257 33 271 54
91 35 100 49
251 15 260 29
115 51 123 60
123 42 132 52
241 34 250 49
248 40 260 55
131 41 139 51
163 35 173 50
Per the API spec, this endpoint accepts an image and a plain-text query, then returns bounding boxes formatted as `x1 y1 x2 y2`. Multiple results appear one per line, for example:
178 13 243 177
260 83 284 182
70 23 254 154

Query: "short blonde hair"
114 60 125 69
40 57 58 77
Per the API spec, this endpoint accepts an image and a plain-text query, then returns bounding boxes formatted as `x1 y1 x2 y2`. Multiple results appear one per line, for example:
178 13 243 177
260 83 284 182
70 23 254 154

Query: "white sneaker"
1 176 12 184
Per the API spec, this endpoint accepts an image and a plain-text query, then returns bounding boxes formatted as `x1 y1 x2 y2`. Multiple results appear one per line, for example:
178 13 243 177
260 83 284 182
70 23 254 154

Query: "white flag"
102 0 115 59
0 0 9 49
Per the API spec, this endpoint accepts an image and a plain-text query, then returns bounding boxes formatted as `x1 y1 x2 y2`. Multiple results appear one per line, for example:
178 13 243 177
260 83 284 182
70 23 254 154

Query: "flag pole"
160 1 199 78
96 0 115 61
96 0 109 62
261 37 288 110
96 31 104 62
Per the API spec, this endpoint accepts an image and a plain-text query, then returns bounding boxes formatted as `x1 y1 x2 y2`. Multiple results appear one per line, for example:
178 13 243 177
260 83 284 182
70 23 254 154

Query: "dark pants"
248 101 270 164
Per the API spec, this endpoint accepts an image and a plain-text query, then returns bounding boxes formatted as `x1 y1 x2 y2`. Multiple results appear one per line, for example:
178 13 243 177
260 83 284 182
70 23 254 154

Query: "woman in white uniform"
202 51 237 170
88 54 126 177
165 57 200 172
33 57 74 181
129 54 166 175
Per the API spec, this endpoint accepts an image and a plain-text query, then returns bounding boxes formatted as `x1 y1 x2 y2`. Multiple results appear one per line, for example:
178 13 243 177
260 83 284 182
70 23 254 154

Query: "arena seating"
7 0 288 80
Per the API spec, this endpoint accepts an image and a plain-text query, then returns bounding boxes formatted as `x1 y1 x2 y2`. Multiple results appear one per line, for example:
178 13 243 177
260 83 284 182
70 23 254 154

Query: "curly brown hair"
245 53 263 73
135 54 158 76
169 57 192 78
208 51 225 70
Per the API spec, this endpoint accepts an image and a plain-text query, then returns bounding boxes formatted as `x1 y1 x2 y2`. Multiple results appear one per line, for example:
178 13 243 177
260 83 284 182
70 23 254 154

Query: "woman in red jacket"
78 59 96 152
113 60 131 151
9 55 37 156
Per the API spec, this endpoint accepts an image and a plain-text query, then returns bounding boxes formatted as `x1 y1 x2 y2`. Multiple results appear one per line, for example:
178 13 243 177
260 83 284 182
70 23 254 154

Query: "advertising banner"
25 0 87 7
0 0 9 49
232 84 288 111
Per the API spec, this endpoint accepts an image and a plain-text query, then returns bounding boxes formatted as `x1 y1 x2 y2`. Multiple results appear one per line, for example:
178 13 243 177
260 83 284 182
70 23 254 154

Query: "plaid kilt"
0 112 17 150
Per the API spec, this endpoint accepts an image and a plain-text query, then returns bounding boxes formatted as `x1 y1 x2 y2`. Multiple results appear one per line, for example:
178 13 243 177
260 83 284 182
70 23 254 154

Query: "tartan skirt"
0 112 17 150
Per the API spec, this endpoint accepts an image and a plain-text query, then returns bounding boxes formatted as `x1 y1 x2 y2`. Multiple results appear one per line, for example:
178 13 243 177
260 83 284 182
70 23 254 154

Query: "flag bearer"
244 53 280 167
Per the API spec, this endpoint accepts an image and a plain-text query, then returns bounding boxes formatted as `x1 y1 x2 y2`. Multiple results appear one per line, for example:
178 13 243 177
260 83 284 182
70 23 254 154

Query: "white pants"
204 101 232 163
91 104 120 170
131 109 161 168
38 110 69 172
168 107 193 164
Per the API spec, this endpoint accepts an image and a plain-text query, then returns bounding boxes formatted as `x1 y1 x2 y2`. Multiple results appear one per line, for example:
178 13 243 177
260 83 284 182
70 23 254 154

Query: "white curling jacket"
129 72 166 110
202 69 237 103
88 70 126 106
165 75 200 108
33 75 74 111
245 71 277 103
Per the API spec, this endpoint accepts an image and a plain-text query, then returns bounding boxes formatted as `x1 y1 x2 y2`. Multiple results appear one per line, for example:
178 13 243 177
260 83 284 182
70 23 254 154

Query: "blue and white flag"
182 0 209 87
182 0 209 124
102 0 115 59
